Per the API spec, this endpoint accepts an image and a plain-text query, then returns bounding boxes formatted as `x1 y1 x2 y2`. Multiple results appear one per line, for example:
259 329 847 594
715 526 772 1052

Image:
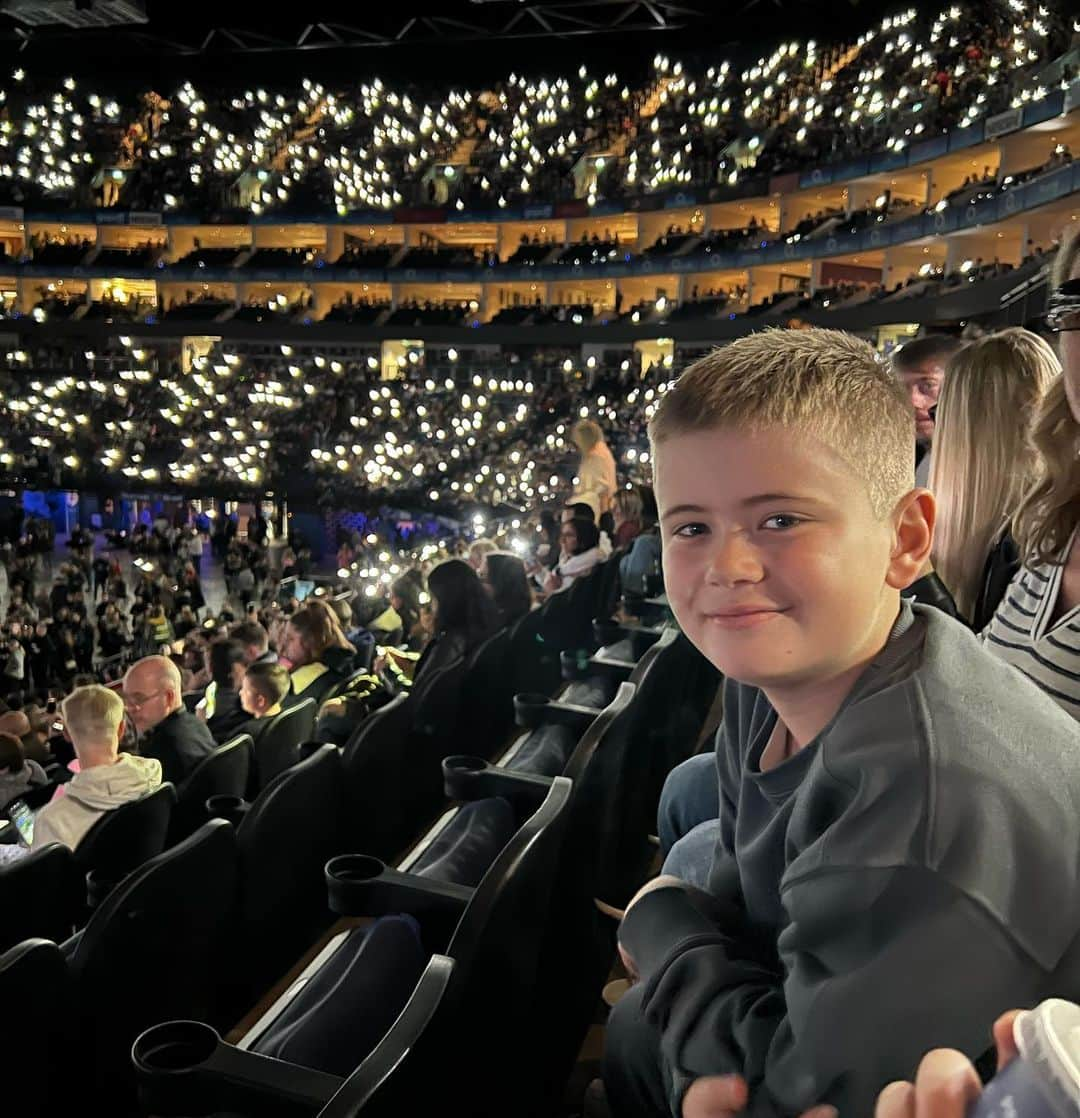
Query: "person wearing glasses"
122 655 215 784
981 224 1080 718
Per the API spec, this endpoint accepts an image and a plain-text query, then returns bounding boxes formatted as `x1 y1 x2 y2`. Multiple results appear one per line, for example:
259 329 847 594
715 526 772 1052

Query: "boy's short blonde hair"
61 684 125 746
649 328 915 518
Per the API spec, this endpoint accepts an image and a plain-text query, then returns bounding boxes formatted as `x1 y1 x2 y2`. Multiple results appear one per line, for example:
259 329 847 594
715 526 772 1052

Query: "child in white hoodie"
32 684 161 853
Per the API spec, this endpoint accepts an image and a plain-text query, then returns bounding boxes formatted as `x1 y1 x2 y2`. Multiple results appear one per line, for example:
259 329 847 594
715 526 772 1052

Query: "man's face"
123 670 172 734
895 361 945 444
654 426 903 694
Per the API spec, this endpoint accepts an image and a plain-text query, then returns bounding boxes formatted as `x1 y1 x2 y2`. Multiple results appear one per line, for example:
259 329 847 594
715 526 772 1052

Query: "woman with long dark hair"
415 558 500 682
484 552 533 627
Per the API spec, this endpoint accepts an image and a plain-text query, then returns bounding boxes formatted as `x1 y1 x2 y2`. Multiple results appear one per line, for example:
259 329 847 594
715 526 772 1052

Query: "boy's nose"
704 534 764 586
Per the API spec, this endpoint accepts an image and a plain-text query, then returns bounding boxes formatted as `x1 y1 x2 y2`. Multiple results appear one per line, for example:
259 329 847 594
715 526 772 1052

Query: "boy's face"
654 425 912 693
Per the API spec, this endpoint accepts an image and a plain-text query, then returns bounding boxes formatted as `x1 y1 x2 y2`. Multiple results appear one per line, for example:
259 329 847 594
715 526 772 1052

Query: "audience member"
414 559 500 684
930 328 1059 629
123 655 215 784
0 730 47 806
891 333 966 486
604 327 1080 1118
32 685 162 852
237 660 291 743
544 517 603 593
281 602 356 707
483 552 534 627
231 619 276 666
983 224 1080 716
612 488 643 549
205 638 250 744
571 419 618 524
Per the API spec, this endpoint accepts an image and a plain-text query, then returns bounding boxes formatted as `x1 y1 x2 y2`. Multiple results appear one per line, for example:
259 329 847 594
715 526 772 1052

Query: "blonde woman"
570 419 617 520
929 328 1059 630
983 224 1080 716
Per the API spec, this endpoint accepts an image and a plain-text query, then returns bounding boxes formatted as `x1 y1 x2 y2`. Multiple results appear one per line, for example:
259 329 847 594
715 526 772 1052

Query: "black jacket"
972 531 1021 633
141 707 216 785
206 688 253 746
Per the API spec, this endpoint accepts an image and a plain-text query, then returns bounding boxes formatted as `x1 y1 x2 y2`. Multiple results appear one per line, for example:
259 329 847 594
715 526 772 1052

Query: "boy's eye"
672 522 708 539
760 514 803 531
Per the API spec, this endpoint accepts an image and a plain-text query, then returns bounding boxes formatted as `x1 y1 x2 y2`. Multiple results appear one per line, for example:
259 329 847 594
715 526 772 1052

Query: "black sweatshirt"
619 602 1080 1117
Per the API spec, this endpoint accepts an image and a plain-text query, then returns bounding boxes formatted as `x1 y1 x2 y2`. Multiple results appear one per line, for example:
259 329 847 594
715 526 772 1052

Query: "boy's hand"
682 1076 836 1118
874 1011 1021 1118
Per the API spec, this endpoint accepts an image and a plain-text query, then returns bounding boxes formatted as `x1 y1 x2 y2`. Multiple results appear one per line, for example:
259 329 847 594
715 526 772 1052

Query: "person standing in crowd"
983 224 1080 717
891 334 965 486
122 655 215 784
32 685 162 852
929 328 1059 630
571 419 618 527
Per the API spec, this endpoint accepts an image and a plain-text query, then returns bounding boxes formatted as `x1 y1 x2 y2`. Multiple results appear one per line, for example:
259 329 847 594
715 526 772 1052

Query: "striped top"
982 534 1080 719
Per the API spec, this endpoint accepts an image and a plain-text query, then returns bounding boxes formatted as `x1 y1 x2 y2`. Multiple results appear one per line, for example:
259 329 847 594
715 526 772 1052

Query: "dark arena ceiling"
0 0 911 85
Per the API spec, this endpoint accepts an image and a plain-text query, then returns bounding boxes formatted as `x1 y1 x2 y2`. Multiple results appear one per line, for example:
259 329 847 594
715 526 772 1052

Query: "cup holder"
443 754 488 774
514 692 551 728
133 1020 220 1073
205 794 247 824
326 854 386 884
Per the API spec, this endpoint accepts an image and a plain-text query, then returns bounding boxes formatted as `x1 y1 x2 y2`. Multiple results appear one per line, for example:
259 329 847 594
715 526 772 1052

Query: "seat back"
74 781 177 886
234 745 344 1000
170 734 251 843
320 777 574 1118
456 629 512 758
1 939 75 1117
0 842 80 953
249 698 316 794
68 819 239 1105
508 607 561 698
410 656 465 738
341 692 417 860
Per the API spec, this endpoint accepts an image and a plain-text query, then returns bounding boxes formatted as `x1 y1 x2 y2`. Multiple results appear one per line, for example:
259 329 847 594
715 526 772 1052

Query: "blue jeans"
657 753 721 889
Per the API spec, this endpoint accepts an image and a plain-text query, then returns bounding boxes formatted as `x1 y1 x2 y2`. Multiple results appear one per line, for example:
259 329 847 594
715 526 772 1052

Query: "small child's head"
240 661 290 718
0 731 25 774
649 328 933 692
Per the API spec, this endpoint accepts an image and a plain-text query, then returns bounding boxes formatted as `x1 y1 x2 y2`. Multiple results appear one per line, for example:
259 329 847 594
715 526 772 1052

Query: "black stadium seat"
1 938 76 1117
75 781 177 905
131 777 573 1118
214 743 345 1008
0 842 80 953
248 698 317 795
64 819 239 1107
169 734 251 843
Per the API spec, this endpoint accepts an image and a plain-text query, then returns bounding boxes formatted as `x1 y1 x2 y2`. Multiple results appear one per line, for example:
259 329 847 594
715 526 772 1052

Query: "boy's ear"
885 488 936 591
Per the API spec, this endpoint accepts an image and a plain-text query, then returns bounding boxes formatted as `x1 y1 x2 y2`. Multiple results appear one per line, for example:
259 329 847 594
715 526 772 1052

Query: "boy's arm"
622 865 1047 1118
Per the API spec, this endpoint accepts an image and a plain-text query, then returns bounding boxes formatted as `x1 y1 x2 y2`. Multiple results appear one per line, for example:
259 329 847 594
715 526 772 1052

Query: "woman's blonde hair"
1012 225 1080 567
614 487 642 523
930 328 1060 620
572 419 604 452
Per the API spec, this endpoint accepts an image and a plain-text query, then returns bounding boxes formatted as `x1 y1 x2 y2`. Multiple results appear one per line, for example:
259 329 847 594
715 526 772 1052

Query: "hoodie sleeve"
628 865 1047 1118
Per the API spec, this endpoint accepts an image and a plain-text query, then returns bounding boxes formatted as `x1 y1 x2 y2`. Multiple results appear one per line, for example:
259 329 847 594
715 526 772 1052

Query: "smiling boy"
603 329 1080 1118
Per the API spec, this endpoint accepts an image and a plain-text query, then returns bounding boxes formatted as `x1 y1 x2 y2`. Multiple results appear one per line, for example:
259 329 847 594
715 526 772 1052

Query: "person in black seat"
123 655 215 785
414 559 500 686
281 602 356 707
231 619 277 666
205 638 250 745
236 660 291 744
483 552 534 628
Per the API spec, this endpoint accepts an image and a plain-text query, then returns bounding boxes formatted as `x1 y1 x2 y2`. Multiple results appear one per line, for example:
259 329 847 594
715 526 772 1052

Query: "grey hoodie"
619 602 1080 1117
31 753 163 852
0 758 48 805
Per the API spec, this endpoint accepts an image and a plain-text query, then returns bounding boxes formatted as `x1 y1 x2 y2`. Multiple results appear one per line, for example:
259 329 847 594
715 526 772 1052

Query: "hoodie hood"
64 753 163 811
